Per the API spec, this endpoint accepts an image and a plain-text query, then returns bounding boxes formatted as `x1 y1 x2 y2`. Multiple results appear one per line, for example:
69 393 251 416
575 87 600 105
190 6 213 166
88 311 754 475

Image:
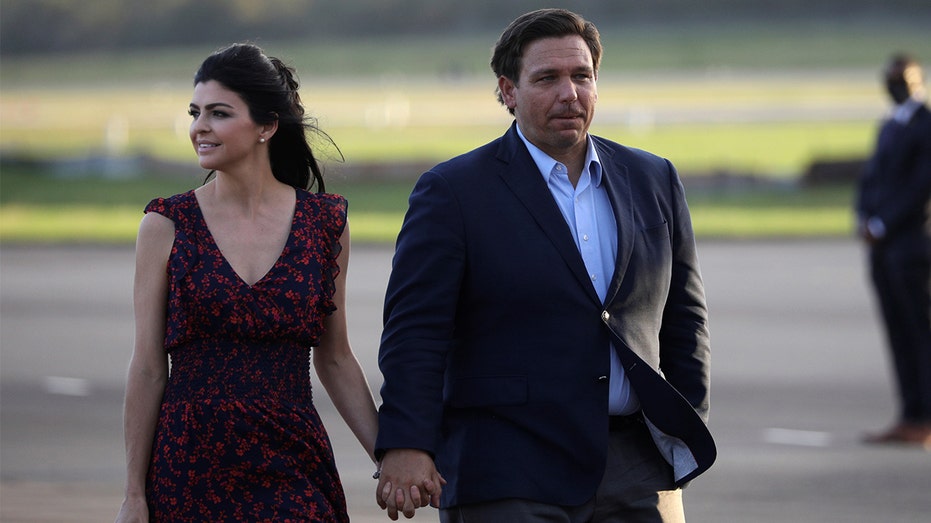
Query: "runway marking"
762 428 832 447
43 376 90 396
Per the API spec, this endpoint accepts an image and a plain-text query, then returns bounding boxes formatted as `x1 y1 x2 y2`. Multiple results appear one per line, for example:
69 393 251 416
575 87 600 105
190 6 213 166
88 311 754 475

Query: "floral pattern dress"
143 188 349 522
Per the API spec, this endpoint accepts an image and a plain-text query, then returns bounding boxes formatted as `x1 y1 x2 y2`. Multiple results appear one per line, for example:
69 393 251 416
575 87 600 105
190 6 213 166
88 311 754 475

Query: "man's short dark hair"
491 9 603 112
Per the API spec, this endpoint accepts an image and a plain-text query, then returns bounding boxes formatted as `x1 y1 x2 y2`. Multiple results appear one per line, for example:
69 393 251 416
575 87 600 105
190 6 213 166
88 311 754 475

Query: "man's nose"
558 79 578 103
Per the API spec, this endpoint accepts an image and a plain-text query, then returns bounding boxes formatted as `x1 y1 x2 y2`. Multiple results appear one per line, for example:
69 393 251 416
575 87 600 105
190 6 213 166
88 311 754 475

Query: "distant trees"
1 0 315 54
2 0 929 55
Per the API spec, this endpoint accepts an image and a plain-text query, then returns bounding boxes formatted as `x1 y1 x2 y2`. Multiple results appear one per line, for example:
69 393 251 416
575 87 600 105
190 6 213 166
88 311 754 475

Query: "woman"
115 43 378 522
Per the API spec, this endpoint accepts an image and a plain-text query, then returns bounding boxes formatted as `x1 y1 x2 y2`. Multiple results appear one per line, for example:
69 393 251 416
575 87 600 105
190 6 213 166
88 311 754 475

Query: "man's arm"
656 160 711 421
871 118 931 238
376 169 466 517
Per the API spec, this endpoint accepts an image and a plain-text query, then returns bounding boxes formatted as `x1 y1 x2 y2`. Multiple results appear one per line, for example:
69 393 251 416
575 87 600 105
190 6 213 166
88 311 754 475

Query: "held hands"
375 448 446 520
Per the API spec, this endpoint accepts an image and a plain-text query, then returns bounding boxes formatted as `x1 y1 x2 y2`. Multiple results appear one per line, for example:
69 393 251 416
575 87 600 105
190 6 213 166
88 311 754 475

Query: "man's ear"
498 76 518 110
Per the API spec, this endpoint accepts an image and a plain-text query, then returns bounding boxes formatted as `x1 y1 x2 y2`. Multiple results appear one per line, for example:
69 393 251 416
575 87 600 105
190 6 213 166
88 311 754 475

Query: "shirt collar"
892 98 924 125
516 124 603 187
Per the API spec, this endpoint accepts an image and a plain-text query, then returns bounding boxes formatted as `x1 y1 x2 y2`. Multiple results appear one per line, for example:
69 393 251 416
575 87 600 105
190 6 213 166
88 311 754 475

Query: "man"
856 53 931 449
375 9 715 522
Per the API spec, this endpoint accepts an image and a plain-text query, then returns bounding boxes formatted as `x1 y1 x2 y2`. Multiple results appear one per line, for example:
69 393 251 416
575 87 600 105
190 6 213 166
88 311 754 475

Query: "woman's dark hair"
490 9 602 115
194 43 335 192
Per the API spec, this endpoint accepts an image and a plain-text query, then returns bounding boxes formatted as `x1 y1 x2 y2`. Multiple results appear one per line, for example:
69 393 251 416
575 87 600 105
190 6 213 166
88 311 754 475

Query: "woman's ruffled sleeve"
144 197 168 216
316 193 348 318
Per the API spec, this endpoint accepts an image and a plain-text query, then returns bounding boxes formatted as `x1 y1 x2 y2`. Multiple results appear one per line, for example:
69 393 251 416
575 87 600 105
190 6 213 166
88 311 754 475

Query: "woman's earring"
259 137 266 143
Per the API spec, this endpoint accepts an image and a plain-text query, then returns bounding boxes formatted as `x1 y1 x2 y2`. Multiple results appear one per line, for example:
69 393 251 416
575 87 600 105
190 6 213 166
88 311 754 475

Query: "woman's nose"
190 115 208 134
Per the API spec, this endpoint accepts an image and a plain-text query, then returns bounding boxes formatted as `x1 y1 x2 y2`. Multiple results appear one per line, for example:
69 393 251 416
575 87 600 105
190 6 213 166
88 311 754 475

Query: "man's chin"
551 128 587 145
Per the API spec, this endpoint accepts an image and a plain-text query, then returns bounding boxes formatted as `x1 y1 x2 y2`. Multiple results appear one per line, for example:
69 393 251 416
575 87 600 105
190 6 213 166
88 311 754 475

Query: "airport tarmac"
1 241 929 522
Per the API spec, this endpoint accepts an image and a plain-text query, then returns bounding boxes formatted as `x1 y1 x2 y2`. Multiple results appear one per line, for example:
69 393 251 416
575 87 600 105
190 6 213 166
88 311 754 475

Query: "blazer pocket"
448 375 528 408
642 220 670 240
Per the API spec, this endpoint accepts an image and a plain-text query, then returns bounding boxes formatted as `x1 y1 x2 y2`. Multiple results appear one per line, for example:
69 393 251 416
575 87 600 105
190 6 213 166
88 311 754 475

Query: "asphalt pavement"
1 240 929 522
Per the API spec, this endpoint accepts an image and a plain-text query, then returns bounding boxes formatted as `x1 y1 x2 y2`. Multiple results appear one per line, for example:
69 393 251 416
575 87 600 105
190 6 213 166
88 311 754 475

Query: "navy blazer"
377 122 714 508
856 104 931 253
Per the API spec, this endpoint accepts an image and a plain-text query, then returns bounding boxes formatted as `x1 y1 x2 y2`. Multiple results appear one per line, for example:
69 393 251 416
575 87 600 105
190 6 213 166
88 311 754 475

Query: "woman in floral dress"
115 43 378 522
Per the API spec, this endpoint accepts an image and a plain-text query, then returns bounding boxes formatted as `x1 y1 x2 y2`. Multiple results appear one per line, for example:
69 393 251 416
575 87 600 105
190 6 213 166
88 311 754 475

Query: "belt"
608 411 644 431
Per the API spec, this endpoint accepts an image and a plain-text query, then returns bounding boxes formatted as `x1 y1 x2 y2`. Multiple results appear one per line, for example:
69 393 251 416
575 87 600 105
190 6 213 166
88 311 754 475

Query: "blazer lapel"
598 141 635 305
496 125 601 305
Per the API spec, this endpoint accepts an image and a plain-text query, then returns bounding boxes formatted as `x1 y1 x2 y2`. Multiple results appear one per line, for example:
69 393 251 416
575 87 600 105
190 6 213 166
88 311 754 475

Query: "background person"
115 43 379 522
856 53 931 449
374 9 715 522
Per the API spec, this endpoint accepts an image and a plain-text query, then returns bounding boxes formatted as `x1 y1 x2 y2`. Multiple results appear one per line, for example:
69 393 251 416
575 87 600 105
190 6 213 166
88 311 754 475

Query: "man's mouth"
552 112 582 120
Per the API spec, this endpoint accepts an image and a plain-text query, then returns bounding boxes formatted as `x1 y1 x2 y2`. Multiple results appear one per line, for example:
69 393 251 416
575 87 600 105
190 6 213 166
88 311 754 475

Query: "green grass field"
0 166 856 244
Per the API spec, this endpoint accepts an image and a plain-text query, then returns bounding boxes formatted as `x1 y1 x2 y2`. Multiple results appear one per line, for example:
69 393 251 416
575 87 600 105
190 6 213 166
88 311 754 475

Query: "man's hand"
859 216 886 245
375 448 445 520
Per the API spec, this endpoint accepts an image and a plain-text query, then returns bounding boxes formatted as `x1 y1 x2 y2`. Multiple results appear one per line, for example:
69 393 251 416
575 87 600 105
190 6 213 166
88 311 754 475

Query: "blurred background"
1 0 929 243
2 1 931 522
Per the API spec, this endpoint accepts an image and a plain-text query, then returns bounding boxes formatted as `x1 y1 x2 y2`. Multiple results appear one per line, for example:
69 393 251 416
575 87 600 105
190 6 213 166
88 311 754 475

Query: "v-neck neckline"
191 188 299 288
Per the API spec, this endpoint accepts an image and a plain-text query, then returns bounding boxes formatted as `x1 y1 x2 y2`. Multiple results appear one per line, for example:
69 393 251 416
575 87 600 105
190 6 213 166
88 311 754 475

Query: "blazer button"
601 311 610 321
597 375 608 382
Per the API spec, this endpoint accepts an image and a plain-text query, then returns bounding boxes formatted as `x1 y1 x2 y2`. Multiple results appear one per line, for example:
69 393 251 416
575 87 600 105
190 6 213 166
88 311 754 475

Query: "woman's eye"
188 110 199 119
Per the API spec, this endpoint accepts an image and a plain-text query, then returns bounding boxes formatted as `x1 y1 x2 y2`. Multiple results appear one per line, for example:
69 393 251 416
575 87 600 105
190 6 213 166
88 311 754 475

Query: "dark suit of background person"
856 54 931 449
374 9 715 522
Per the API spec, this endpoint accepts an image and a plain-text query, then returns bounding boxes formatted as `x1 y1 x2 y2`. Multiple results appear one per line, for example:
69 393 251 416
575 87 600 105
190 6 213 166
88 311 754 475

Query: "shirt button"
591 274 597 281
583 234 589 241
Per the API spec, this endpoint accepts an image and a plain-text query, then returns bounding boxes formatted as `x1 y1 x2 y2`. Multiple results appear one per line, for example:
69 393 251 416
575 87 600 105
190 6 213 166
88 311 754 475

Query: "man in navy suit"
374 9 715 522
857 53 931 449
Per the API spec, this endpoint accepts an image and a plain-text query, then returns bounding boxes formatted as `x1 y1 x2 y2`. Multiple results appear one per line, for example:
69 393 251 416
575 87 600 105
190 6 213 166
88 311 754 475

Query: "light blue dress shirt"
516 125 640 415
